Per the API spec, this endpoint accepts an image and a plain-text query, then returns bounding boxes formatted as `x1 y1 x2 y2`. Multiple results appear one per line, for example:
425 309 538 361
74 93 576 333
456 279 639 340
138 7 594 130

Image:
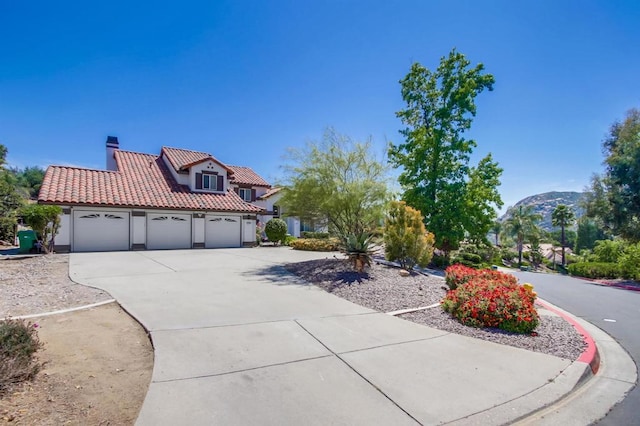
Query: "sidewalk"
68 248 633 425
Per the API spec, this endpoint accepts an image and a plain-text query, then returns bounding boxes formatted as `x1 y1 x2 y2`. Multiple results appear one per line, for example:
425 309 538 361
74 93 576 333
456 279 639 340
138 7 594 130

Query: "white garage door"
73 211 130 252
147 213 192 250
205 215 241 248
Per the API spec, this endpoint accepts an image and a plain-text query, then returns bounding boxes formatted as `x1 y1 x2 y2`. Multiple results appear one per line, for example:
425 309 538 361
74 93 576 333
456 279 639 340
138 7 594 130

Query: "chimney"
106 136 119 171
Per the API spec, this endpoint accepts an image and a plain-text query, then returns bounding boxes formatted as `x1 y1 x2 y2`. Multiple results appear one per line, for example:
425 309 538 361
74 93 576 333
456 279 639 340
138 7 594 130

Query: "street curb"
536 299 600 375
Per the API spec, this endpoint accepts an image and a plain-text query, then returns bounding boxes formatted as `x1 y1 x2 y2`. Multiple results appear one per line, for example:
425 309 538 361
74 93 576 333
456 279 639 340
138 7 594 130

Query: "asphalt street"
513 271 640 426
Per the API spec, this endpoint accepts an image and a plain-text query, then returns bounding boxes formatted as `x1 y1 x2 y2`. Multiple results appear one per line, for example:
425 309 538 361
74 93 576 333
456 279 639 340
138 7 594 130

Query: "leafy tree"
584 108 640 242
11 166 45 199
0 145 23 242
551 204 576 267
463 154 503 245
502 205 542 267
264 218 287 245
574 217 606 253
18 204 62 253
388 49 496 255
384 201 435 271
280 128 390 241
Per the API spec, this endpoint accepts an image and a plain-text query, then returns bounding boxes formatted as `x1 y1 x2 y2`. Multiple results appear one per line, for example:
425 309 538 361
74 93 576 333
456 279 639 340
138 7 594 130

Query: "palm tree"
491 220 502 246
503 205 542 267
552 204 576 267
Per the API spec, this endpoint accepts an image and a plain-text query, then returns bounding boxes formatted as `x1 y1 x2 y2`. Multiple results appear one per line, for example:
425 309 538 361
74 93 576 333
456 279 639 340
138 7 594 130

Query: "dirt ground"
0 251 153 425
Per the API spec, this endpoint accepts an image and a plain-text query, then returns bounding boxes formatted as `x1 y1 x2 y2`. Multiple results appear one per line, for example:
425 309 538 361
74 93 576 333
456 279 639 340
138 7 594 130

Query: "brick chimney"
106 136 119 171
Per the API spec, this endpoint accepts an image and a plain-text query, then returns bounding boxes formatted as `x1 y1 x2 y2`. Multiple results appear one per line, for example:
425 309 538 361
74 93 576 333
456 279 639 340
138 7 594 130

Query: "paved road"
513 271 640 425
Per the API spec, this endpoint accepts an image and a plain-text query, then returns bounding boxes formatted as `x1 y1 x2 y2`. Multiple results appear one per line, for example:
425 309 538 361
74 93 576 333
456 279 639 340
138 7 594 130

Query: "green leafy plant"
300 231 330 239
342 233 376 273
442 269 538 334
384 201 435 271
567 262 621 279
264 218 287 245
618 242 640 280
0 319 43 394
19 204 62 253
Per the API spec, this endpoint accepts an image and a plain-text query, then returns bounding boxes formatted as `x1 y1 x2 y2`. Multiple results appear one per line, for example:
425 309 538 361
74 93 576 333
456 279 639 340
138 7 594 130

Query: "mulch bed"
285 258 586 361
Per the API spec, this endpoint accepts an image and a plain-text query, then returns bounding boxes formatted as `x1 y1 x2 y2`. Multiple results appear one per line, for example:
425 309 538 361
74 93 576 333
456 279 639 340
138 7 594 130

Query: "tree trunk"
561 225 566 267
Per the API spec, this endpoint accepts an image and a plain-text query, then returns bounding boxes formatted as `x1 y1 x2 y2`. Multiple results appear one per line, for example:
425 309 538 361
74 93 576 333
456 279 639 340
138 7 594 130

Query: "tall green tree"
19 204 62 253
585 108 640 242
502 205 542 267
574 217 606 253
12 166 46 199
388 49 497 255
280 128 391 241
551 204 576 267
463 154 503 245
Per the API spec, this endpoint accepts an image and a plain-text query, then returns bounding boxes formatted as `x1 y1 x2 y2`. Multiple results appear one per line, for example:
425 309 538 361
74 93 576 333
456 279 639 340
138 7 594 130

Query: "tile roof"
257 187 283 200
161 146 232 173
227 165 271 187
38 150 264 213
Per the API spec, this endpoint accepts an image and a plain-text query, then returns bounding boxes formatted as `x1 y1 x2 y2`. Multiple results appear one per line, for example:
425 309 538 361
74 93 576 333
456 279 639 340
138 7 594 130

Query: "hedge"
567 262 621 279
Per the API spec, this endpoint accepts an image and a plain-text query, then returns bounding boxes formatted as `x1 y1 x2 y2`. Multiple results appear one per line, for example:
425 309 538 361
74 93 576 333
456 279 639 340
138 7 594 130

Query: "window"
196 172 223 191
239 188 252 202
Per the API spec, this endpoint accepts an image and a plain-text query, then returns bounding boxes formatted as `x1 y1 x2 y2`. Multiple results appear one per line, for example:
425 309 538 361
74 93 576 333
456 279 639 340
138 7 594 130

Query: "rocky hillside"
500 191 585 231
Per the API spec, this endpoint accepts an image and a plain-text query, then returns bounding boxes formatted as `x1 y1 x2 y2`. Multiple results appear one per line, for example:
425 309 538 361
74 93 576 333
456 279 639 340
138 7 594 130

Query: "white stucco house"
38 136 296 252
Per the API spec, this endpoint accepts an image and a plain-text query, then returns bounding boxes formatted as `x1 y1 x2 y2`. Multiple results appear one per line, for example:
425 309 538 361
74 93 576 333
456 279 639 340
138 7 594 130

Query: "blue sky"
1 1 639 213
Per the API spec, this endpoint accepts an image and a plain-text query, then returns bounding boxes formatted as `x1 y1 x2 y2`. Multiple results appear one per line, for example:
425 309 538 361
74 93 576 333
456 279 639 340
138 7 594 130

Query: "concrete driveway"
70 248 574 425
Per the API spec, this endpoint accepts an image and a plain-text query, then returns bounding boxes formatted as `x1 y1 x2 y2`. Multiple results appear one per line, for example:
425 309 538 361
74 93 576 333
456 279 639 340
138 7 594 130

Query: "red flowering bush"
445 264 518 290
442 268 538 334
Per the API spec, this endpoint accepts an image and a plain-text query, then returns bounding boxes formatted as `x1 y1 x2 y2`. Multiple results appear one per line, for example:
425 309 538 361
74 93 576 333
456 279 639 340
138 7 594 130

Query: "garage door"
205 215 241 248
147 213 192 250
73 211 130 252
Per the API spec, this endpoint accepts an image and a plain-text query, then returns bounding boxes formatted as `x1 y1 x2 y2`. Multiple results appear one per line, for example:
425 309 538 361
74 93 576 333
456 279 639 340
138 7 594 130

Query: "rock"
399 269 410 277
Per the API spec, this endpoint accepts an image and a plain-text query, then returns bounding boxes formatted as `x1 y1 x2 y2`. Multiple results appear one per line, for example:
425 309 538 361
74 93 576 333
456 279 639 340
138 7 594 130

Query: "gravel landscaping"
285 258 586 361
0 254 111 317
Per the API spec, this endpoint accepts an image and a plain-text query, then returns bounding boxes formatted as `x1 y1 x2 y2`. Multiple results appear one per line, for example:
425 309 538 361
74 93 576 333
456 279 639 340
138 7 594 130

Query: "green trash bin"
17 230 38 254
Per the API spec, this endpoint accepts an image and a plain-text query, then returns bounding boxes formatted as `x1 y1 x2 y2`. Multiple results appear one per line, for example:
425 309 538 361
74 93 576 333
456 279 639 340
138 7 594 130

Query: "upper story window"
196 171 223 192
239 188 252 202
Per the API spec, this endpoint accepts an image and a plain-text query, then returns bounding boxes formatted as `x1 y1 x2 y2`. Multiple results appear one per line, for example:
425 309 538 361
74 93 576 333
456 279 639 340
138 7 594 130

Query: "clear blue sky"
1 1 639 213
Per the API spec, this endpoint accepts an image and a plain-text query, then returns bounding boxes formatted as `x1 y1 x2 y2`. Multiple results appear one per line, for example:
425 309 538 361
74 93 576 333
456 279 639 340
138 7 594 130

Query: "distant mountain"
500 191 585 231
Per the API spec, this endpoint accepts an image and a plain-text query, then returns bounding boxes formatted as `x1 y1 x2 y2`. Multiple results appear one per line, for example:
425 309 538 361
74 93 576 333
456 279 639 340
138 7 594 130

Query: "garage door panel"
73 211 130 252
205 215 241 248
147 214 191 250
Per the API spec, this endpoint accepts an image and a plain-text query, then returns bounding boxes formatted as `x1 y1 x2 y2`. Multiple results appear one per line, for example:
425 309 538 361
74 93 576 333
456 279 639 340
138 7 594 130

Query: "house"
37 136 291 252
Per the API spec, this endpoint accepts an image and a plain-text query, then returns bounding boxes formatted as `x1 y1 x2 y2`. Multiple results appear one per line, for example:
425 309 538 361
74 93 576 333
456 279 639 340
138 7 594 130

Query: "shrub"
283 235 297 246
431 254 450 269
384 201 435 271
289 238 340 252
451 252 482 269
442 275 539 334
618 243 640 280
342 233 375 273
567 262 621 279
593 239 626 263
300 231 330 239
445 264 518 290
0 319 43 393
264 219 288 245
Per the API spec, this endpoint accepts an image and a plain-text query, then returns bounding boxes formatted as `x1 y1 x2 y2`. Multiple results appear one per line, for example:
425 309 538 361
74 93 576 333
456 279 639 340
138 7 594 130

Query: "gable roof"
161 146 233 174
257 187 283 200
227 165 271 187
38 150 264 213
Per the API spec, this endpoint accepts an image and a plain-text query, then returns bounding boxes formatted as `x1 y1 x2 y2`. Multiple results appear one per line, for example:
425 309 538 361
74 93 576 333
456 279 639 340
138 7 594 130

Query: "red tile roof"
227 165 271 187
257 187 283 200
38 150 264 213
161 146 232 174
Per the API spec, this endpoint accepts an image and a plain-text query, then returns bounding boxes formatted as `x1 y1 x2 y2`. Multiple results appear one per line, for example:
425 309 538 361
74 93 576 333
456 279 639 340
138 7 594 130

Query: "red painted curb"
537 299 600 374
